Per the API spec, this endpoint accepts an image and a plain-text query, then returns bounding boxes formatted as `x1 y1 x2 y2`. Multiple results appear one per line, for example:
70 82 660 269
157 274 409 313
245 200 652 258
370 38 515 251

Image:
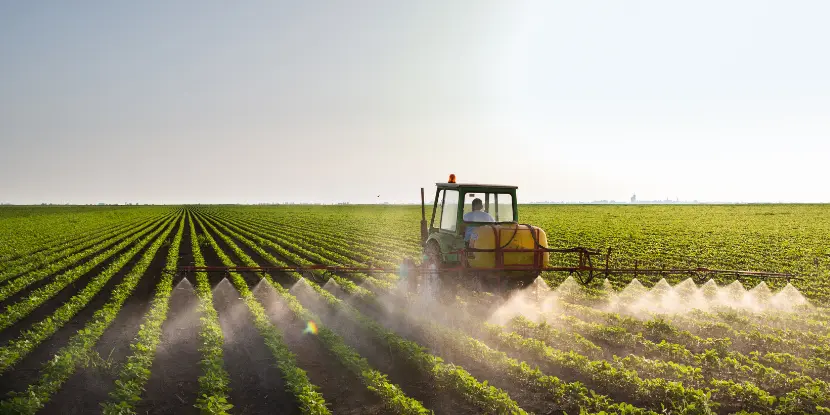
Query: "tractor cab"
423 177 519 265
415 174 548 291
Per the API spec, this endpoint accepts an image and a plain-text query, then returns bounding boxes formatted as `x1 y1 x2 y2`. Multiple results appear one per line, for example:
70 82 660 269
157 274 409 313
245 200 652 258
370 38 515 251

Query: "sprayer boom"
168 246 800 287
442 245 800 285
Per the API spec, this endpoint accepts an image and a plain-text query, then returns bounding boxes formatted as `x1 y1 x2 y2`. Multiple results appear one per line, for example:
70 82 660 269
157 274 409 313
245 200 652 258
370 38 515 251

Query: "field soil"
199 222 300 415
138 222 201 415
253 281 390 415
0 224 164 397
42 221 179 414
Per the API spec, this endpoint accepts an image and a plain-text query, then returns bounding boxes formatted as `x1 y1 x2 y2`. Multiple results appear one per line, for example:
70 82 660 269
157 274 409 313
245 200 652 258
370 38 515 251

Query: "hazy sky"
1 1 828 204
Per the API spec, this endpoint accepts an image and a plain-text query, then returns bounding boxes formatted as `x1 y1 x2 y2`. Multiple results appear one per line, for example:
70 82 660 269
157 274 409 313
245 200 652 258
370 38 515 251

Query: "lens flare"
303 320 318 335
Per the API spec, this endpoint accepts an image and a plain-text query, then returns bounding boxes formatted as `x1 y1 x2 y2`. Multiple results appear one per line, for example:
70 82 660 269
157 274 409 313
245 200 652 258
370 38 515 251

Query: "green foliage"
0 211 181 414
192 215 331 415
0 215 178 374
4 203 830 414
194 211 524 414
186 213 233 415
0 215 174 325
196 214 432 414
0 215 156 283
195 204 830 414
0 205 170 261
101 214 186 414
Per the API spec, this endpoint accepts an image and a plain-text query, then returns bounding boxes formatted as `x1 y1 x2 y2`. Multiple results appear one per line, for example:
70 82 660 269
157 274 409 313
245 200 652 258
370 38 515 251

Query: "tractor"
415 174 550 292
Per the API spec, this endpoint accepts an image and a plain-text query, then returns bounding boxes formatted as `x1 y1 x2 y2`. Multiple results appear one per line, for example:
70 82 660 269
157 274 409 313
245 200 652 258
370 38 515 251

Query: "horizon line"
3 201 830 206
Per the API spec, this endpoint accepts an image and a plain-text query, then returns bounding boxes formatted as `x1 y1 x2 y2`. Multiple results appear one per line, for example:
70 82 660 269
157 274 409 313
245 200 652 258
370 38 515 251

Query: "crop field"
1 204 829 415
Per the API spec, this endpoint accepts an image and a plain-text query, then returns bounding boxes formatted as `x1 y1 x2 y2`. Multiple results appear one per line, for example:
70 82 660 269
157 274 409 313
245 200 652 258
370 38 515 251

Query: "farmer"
463 198 494 241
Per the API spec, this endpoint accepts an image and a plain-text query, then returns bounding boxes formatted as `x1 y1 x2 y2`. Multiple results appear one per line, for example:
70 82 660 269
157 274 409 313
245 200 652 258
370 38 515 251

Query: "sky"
1 1 828 204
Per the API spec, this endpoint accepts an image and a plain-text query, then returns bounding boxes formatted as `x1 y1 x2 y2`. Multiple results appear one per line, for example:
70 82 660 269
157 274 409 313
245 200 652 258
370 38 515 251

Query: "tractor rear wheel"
423 242 442 270
423 242 458 302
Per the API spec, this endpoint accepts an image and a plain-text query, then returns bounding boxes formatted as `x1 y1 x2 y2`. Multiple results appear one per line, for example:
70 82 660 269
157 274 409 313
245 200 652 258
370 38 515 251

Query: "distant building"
630 194 637 203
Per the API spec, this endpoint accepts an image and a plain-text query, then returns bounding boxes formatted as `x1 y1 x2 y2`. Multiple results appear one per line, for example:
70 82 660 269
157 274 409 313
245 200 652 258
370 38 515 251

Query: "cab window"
462 192 514 222
431 190 443 229
440 189 459 231
492 193 514 222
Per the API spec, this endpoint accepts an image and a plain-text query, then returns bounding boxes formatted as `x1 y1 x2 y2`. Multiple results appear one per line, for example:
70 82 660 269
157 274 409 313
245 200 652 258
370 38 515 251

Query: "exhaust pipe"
420 187 428 246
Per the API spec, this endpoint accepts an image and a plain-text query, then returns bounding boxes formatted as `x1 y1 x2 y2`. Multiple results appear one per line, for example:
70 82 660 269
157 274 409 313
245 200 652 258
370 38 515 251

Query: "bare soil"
253 281 391 415
137 218 201 415
0 218 169 345
0 220 169 398
349 291 571 415
198 220 300 415
209 216 392 415
41 220 181 414
208 214 551 414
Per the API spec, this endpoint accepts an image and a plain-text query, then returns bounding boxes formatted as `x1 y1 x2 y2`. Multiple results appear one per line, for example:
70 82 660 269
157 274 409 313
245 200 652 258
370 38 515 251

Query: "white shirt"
463 210 495 223
463 210 494 241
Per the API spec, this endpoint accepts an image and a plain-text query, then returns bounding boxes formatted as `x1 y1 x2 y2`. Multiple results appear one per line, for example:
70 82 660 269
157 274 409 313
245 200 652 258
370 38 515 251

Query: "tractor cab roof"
435 183 518 191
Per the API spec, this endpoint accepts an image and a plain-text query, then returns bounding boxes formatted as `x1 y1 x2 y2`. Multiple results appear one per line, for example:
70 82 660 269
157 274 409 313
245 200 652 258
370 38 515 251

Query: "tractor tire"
423 242 442 270
423 242 458 303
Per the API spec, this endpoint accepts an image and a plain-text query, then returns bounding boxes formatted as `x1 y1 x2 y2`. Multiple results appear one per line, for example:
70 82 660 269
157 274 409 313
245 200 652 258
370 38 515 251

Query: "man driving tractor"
463 198 494 241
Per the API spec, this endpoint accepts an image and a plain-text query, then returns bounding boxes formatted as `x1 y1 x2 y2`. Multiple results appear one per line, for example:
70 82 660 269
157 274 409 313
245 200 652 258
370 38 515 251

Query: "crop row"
216 207 419 259
193 214 332 413
196 212 527 414
259 218 415 264
553 277 830 336
214 211 824 400
667 313 829 361
196 207 830 414
682 308 830 349
0 213 181 414
206 212 396 288
0 206 173 262
511 314 830 401
195 213 430 414
445 303 767 413
472 301 830 414
0 214 169 287
0 214 154 280
201 211 686 414
346 287 658 414
217 211 402 276
0 215 176 374
206 208 409 269
256 210 421 250
102 214 186 414
216 210 403 267
567 298 827 374
0 213 175 302
184 212 233 414
198 213 377 298
0 215 173 330
553 300 830 380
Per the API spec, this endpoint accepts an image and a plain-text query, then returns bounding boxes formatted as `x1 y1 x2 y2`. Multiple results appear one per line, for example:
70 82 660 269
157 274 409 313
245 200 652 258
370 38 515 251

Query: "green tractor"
414 174 551 293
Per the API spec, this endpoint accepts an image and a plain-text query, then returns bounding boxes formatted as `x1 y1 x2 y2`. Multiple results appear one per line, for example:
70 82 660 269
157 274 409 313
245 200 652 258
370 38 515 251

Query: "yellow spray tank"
466 224 550 269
